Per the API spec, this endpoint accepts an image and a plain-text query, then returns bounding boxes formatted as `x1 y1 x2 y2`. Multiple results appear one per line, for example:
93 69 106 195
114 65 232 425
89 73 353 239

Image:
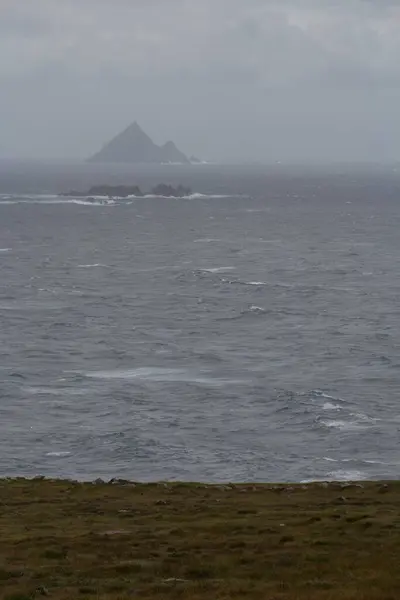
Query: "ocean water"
1 162 400 482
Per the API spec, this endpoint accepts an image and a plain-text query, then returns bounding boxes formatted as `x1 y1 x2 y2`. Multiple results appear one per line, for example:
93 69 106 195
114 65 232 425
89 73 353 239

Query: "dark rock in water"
88 122 190 164
60 183 192 198
87 185 143 198
151 184 191 197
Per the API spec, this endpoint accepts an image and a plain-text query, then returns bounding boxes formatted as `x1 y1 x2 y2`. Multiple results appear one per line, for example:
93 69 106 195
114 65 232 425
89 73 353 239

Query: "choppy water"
1 164 400 482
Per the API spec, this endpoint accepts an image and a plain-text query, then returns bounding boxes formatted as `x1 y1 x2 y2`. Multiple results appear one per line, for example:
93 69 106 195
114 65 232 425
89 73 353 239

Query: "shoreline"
1 478 399 599
0 475 395 485
0 475 393 485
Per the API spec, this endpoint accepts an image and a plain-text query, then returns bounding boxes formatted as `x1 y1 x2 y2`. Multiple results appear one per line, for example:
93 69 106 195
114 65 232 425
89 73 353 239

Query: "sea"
1 160 400 483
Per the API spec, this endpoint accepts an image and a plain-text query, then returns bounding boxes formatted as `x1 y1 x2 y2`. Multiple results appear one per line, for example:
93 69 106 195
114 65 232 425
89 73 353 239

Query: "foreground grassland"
1 479 400 599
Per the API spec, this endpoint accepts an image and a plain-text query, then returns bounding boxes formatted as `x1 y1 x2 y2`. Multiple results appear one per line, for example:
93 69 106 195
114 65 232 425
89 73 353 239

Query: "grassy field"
1 478 400 599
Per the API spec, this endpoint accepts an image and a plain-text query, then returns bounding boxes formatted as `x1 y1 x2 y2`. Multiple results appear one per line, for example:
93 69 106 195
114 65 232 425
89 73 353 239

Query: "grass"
0 478 399 598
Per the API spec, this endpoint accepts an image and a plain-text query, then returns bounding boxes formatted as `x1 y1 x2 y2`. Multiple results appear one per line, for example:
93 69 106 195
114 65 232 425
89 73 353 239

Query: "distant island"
60 183 192 198
88 122 191 164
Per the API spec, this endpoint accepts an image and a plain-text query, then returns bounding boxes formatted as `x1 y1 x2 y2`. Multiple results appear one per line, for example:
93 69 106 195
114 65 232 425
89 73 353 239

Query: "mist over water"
1 163 400 482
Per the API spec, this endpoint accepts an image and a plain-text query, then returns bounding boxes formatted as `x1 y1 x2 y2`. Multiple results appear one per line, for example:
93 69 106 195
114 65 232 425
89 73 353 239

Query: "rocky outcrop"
60 184 192 198
88 122 190 164
88 185 143 198
159 141 189 164
151 184 191 197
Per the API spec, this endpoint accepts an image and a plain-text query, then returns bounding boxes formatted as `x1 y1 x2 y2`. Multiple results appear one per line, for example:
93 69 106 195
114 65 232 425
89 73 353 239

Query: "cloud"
2 0 399 83
1 0 400 160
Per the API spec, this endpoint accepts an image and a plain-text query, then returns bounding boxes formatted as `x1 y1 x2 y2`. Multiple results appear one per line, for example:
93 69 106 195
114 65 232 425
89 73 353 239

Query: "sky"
1 0 400 162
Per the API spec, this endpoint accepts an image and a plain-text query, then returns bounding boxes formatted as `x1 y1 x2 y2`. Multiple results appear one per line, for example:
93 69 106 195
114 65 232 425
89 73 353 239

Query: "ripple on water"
77 367 248 387
0 177 399 482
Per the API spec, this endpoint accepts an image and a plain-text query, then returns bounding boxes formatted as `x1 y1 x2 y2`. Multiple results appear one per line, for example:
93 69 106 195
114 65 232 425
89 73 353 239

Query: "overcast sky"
1 0 400 162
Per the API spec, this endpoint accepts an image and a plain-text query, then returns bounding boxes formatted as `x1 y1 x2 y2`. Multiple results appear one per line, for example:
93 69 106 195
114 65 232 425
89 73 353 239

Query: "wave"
317 415 378 432
0 193 58 200
45 451 72 458
68 199 115 206
188 193 236 199
216 304 268 321
245 281 267 286
77 263 108 269
0 195 115 207
287 389 382 434
310 389 346 403
76 366 247 387
0 192 239 206
322 402 342 411
300 469 367 483
200 266 236 274
133 193 235 200
0 248 11 252
23 386 90 397
325 469 367 481
323 457 393 466
220 278 268 287
248 305 266 314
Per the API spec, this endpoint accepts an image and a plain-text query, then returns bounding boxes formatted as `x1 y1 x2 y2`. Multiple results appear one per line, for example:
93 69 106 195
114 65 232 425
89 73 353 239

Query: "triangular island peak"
88 122 190 164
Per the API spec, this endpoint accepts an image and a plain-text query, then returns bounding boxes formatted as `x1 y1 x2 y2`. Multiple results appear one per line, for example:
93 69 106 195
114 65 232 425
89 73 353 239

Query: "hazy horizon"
1 0 400 163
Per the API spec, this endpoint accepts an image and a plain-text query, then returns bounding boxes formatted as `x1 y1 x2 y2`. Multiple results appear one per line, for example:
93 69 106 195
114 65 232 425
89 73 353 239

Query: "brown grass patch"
0 479 400 598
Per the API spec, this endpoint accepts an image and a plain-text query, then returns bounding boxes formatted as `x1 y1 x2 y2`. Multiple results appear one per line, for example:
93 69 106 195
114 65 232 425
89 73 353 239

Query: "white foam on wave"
45 451 71 458
249 305 266 313
80 366 245 386
311 390 346 403
77 263 108 268
0 248 11 252
0 196 115 207
245 281 267 286
136 193 235 200
310 390 379 430
301 469 367 483
351 412 380 423
188 193 236 199
0 193 240 207
201 266 236 273
322 402 342 411
1 193 58 200
222 279 268 287
68 199 115 206
323 456 396 468
319 410 378 431
319 420 364 431
326 469 366 481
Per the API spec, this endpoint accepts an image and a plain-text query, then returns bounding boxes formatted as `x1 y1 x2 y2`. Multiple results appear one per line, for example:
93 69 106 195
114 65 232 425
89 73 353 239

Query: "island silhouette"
88 122 190 164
